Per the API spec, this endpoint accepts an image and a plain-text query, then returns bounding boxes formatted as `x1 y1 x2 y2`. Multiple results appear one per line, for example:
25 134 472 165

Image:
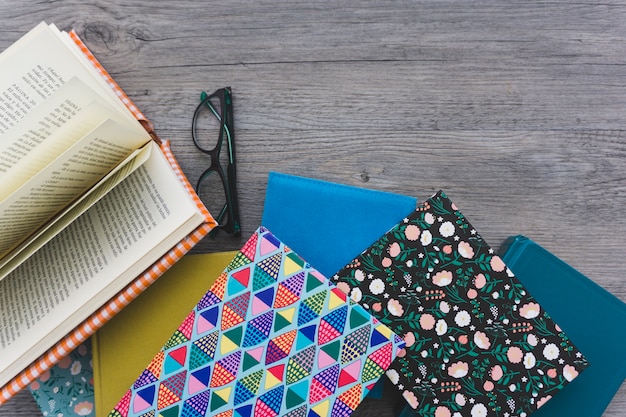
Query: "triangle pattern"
134 369 158 389
188 366 211 395
178 311 195 340
337 384 362 411
233 369 263 405
157 371 186 410
183 390 211 416
297 290 326 326
254 385 283 416
264 363 285 390
295 324 316 351
197 307 219 335
257 253 282 280
114 390 131 416
273 307 296 332
259 233 281 256
348 306 370 330
285 345 316 384
252 267 277 292
210 273 227 301
242 310 273 347
221 326 244 355
283 252 305 276
234 404 253 417
285 379 308 409
228 268 251 296
115 228 403 417
228 252 254 272
221 292 250 330
197 289 222 311
251 287 274 315
134 385 155 413
328 287 347 311
158 405 179 417
318 340 340 369
209 387 232 413
305 271 325 293
164 346 187 374
210 351 242 387
337 360 361 388
273 272 305 308
241 347 263 372
341 325 370 364
238 232 257 261
265 329 297 365
318 305 348 345
330 397 354 416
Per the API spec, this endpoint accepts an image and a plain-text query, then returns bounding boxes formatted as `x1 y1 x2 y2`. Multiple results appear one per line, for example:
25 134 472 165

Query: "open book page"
0 143 153 279
0 141 205 388
0 111 151 259
0 24 153 260
0 77 149 196
0 22 138 130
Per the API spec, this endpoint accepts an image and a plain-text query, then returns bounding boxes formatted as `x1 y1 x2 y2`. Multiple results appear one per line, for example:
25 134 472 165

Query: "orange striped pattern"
68 30 146 121
0 31 216 404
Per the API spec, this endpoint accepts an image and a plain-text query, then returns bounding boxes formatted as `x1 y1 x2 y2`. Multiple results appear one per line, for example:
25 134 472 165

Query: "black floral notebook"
331 191 588 417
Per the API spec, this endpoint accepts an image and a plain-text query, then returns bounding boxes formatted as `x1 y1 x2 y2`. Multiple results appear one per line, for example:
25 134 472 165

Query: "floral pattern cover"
108 227 405 417
28 340 94 416
332 191 588 417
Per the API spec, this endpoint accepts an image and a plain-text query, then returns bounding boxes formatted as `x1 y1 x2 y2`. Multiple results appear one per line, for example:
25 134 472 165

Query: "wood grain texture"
1 1 625 416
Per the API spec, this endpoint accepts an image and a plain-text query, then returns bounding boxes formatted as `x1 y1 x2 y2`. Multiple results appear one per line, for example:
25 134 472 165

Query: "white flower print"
350 287 363 303
471 403 488 417
354 269 365 281
543 343 560 360
70 361 82 375
523 352 536 369
454 310 471 327
386 369 400 384
369 278 385 295
420 230 433 246
440 301 450 314
424 212 435 224
435 319 448 336
439 221 455 237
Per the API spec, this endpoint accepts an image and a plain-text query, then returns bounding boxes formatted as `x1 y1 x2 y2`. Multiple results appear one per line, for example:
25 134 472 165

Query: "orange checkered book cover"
0 30 217 404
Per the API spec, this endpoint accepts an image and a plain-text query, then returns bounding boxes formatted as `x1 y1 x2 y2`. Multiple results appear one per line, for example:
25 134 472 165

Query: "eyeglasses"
192 87 241 236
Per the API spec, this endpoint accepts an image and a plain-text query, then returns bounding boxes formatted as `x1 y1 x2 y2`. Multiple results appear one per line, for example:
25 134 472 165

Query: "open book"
0 22 216 400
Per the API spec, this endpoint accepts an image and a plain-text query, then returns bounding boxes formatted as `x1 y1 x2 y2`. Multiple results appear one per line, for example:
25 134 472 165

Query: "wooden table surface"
1 1 625 416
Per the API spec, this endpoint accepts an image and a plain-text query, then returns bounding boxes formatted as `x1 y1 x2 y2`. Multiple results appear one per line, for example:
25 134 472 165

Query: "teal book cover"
501 235 626 417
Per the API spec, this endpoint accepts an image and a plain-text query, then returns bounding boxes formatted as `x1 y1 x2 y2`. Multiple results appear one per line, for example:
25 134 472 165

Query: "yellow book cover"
92 251 237 417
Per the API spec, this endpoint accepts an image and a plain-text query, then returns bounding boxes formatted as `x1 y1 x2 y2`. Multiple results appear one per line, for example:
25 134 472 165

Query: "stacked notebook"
331 191 588 416
107 227 405 417
29 174 626 417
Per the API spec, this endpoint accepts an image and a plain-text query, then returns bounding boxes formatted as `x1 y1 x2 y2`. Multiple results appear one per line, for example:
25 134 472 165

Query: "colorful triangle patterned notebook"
108 227 405 417
331 191 588 417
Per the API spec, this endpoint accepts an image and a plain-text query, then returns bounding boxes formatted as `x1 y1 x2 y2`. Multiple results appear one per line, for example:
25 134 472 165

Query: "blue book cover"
261 172 417 278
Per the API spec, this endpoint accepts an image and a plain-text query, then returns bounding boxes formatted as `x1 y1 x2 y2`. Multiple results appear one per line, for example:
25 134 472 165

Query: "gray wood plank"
1 1 625 416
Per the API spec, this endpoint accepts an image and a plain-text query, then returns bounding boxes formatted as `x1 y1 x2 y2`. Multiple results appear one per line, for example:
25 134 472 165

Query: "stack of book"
2 22 626 417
